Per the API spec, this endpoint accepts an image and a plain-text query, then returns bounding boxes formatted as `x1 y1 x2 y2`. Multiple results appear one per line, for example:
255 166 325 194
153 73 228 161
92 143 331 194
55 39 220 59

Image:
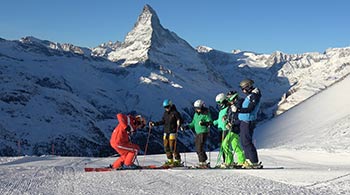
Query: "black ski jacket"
227 98 244 134
154 105 182 134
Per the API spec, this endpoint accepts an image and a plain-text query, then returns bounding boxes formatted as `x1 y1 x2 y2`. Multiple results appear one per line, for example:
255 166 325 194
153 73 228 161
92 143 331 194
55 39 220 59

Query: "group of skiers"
109 78 262 169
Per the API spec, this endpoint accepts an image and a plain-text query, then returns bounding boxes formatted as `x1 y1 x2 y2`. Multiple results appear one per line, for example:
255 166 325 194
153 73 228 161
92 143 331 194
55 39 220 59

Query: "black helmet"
226 91 239 102
239 79 254 90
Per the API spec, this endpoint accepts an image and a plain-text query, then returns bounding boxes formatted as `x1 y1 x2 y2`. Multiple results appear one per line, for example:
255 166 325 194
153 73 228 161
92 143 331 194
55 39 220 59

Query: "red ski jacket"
110 113 137 148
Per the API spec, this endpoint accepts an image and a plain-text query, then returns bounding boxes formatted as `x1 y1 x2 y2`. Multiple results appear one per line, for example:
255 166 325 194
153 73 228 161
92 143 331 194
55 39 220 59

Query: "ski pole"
173 125 179 155
216 145 224 166
142 124 152 166
135 156 140 166
216 130 225 166
184 150 187 167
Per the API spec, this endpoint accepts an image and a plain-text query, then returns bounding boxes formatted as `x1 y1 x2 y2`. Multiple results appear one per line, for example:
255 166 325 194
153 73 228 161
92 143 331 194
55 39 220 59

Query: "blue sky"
1 0 349 54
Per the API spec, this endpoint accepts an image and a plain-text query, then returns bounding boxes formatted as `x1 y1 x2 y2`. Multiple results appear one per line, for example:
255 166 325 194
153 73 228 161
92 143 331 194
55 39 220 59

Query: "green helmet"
227 91 238 102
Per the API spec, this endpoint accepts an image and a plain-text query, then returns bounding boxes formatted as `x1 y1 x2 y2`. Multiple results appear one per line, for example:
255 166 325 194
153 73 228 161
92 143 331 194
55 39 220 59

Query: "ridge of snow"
256 75 350 151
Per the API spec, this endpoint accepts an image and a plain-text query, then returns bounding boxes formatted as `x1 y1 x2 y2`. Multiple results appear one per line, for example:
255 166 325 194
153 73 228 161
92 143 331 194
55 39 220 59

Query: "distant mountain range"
0 4 349 156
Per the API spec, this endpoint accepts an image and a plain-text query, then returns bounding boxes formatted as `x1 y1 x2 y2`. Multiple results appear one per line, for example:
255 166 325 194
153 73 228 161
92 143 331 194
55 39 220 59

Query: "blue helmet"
162 99 172 107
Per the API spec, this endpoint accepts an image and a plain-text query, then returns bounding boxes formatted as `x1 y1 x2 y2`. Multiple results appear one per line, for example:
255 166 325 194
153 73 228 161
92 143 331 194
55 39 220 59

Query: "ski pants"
222 132 246 164
240 121 259 163
195 132 208 163
111 143 140 169
163 133 181 161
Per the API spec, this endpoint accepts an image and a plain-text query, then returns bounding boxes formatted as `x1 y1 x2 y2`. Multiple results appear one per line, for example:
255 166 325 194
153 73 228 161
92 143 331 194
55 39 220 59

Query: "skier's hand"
181 124 189 131
231 105 238 112
149 121 155 127
199 121 212 127
125 126 131 132
222 115 227 122
126 126 135 135
225 123 232 130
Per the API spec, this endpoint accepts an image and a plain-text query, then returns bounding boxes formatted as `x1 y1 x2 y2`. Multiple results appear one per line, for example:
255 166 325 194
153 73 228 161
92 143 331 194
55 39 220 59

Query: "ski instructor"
110 113 146 169
232 79 262 169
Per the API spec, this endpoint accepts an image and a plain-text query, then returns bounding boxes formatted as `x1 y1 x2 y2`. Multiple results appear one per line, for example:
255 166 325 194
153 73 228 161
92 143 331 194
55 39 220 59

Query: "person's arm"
188 115 195 129
116 114 127 129
200 111 213 126
213 117 218 126
150 115 165 126
238 93 260 113
117 113 132 132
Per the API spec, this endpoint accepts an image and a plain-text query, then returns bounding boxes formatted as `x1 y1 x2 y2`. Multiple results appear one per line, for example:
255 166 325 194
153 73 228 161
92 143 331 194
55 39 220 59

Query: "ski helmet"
239 79 254 90
227 91 238 102
163 99 172 107
215 93 226 104
193 99 205 109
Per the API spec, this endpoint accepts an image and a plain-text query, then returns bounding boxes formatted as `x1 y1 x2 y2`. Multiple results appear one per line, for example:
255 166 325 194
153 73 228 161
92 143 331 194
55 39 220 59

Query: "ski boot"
217 163 229 169
121 164 142 170
162 159 174 168
242 159 263 169
195 161 210 169
172 159 184 167
233 162 244 169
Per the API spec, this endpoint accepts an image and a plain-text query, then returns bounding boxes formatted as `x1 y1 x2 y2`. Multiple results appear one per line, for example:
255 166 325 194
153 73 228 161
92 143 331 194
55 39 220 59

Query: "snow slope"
256 75 350 152
1 76 350 194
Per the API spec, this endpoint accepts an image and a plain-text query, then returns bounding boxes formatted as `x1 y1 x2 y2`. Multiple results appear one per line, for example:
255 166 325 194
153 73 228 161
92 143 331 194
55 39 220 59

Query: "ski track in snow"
0 150 349 195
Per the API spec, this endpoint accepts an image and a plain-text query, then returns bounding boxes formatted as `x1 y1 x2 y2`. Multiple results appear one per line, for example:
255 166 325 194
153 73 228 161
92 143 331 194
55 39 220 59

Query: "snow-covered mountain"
91 41 122 58
108 5 206 69
1 4 350 156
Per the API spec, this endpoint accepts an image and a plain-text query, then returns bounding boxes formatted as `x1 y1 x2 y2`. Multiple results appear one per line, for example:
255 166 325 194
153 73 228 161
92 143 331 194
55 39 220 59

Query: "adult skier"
149 99 183 167
212 93 229 164
224 91 246 168
110 113 146 169
231 79 262 169
185 99 213 168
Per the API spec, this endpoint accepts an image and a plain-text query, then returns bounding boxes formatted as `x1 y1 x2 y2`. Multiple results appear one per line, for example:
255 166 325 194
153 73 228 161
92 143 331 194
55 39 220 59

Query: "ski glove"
149 121 155 127
231 105 238 112
199 121 213 127
225 123 232 130
180 124 190 131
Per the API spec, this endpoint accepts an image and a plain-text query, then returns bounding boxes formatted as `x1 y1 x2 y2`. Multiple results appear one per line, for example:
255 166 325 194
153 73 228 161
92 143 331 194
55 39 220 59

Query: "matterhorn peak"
136 4 161 27
108 4 203 68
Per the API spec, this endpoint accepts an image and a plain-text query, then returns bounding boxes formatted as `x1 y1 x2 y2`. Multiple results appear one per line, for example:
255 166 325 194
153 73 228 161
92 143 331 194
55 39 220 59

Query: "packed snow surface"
0 150 349 195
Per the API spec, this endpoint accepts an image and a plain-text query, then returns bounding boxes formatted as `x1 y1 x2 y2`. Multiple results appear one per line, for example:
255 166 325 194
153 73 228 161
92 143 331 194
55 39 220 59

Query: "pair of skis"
84 164 283 172
84 164 183 172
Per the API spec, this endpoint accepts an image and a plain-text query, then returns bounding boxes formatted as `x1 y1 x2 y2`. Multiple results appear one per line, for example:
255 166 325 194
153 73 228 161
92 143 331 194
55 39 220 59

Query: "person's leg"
240 121 258 163
163 133 173 161
112 147 127 168
169 133 181 162
124 143 140 166
231 133 246 164
222 132 233 165
195 133 207 163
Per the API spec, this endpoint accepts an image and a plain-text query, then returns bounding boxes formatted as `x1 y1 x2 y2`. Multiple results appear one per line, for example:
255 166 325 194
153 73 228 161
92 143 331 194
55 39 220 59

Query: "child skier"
109 113 146 169
185 99 213 168
224 91 246 168
213 93 230 165
149 99 183 167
